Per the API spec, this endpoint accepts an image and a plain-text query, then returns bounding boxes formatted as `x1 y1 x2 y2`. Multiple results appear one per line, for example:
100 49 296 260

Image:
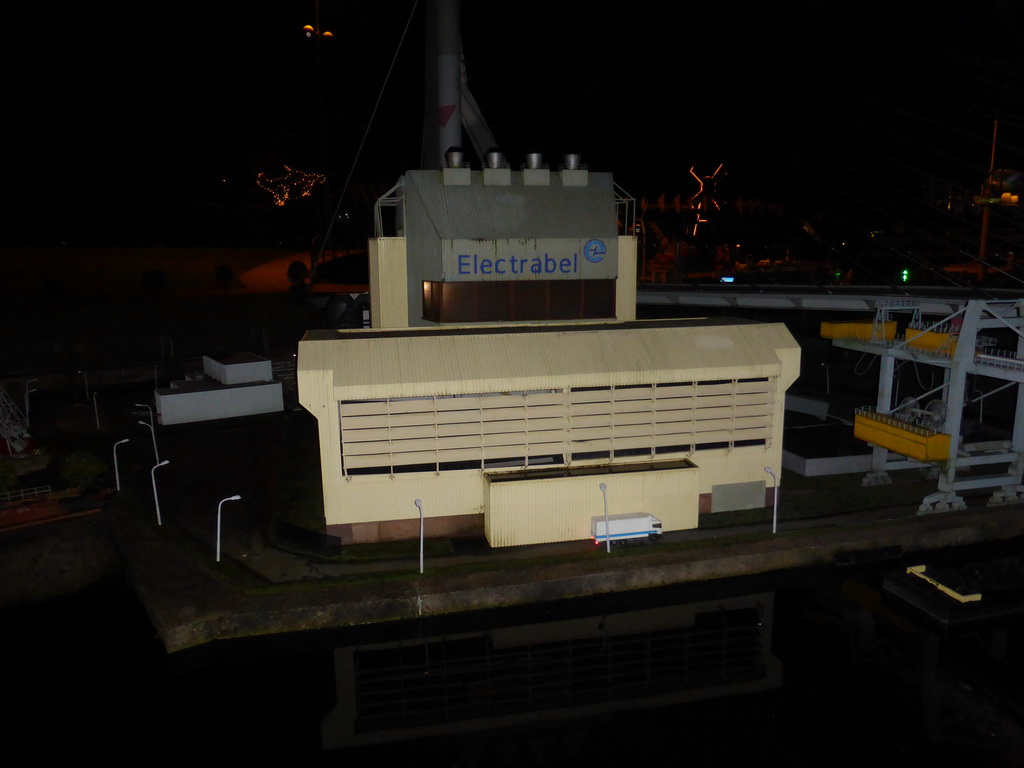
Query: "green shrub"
0 460 17 493
59 451 107 490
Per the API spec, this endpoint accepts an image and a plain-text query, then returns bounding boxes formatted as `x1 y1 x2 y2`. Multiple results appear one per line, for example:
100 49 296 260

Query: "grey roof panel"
402 169 617 240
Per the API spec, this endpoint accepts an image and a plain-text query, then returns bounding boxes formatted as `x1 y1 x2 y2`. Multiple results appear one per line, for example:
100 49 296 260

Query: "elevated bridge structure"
638 284 1024 317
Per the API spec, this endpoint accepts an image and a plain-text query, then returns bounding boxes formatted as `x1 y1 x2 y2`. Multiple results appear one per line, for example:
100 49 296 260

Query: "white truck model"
591 513 663 547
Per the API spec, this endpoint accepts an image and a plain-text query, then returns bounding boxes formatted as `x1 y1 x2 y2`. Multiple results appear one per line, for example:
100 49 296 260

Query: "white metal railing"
855 407 941 436
975 348 1024 370
373 179 404 238
0 484 52 503
907 320 955 334
614 182 636 237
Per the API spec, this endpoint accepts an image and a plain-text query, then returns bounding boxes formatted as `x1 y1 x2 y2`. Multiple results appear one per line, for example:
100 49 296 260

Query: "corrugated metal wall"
298 320 799 538
326 472 485 526
301 321 794 400
403 170 618 242
369 238 408 328
334 377 776 475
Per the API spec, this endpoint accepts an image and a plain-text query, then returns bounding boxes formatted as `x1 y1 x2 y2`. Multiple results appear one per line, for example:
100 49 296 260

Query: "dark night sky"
5 0 1024 248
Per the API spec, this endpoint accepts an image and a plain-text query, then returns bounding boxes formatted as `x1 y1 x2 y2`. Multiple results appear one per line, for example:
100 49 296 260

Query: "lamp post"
24 379 37 428
136 402 153 425
151 459 169 526
113 438 129 492
216 494 242 562
304 0 333 245
414 499 424 574
138 419 159 463
599 482 610 553
763 466 779 534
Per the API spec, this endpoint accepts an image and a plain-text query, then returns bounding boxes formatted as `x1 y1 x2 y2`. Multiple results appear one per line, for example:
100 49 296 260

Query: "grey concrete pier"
109 493 1024 653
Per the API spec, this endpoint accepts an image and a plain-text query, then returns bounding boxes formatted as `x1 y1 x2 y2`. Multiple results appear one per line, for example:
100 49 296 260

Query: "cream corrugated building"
298 159 800 546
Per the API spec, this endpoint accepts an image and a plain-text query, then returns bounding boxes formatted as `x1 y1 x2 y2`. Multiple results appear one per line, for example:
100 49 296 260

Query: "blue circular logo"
583 239 606 263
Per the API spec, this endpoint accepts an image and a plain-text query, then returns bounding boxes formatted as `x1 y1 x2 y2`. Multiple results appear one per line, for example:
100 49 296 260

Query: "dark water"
3 569 1021 766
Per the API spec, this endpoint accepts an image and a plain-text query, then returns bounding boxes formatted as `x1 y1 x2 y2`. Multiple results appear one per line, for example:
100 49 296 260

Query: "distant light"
322 30 333 37
720 276 735 283
256 164 326 206
303 24 314 37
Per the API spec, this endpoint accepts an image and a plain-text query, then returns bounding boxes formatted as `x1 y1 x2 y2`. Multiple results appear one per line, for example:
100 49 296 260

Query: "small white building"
156 352 283 425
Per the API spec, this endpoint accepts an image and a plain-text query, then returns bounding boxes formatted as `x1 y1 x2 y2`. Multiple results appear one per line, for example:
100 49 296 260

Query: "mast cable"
311 0 421 282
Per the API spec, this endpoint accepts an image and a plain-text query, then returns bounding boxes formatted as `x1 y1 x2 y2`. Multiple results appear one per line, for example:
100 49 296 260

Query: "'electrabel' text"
457 253 579 276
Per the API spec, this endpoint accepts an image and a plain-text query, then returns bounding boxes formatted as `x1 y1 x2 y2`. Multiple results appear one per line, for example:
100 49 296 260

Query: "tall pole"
113 438 129 492
151 459 169 526
138 419 159 463
764 466 779 534
24 379 37 428
979 119 998 269
599 482 610 553
135 403 154 427
415 499 424 574
423 0 463 169
216 495 242 562
312 0 331 239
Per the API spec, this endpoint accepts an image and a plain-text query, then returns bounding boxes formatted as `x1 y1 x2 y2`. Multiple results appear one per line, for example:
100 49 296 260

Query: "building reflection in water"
323 592 780 750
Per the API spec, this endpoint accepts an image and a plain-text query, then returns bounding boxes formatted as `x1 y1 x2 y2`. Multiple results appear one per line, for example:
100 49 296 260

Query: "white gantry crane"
824 299 1024 513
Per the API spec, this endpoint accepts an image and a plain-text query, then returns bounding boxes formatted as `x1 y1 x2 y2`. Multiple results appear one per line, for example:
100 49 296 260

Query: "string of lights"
255 165 326 207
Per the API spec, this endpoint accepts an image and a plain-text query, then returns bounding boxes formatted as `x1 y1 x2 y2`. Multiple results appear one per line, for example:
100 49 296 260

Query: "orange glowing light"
256 165 326 206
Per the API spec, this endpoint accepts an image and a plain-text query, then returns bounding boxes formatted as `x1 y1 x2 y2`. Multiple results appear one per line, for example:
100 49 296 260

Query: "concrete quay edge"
114 502 1024 654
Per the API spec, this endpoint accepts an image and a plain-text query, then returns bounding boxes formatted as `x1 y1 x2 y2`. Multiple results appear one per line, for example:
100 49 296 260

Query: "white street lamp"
599 482 610 553
414 499 424 574
24 379 37 428
216 495 242 562
113 438 130 492
151 459 169 526
138 419 159 463
764 466 780 534
135 402 153 424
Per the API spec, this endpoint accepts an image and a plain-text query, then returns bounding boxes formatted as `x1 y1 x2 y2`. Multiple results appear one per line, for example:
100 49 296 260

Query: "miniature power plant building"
298 158 800 546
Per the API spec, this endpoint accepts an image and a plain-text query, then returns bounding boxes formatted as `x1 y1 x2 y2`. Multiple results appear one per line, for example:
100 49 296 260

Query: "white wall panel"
156 381 282 425
486 463 700 547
